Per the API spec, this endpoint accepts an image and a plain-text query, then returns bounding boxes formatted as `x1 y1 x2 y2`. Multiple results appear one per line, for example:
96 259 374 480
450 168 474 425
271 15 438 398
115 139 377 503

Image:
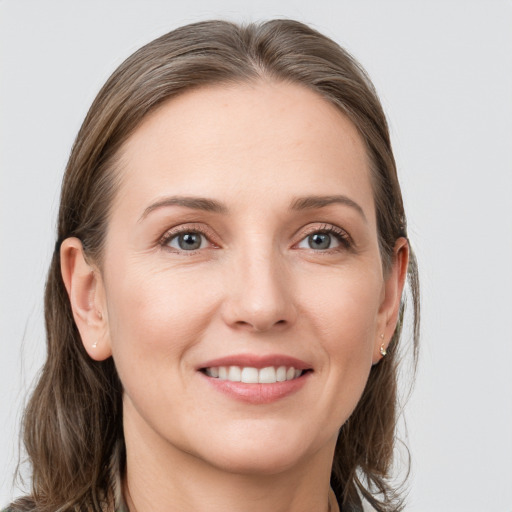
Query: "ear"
60 237 112 361
372 237 409 364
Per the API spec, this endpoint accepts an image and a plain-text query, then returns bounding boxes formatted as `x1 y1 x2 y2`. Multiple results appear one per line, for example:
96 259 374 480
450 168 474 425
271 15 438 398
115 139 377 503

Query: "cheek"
305 265 382 347
301 266 382 413
103 259 221 374
102 261 224 434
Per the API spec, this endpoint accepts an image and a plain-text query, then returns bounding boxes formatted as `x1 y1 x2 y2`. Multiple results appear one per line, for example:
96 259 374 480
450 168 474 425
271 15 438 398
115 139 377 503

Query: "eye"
166 231 208 251
298 232 340 250
308 232 338 250
296 225 352 251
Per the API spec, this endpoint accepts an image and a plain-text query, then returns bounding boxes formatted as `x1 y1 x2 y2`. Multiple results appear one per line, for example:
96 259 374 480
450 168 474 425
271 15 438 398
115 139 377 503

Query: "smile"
198 354 313 403
203 366 304 384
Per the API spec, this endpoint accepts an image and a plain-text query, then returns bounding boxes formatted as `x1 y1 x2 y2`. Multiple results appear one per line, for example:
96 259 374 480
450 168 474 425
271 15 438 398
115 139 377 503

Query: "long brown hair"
12 19 420 512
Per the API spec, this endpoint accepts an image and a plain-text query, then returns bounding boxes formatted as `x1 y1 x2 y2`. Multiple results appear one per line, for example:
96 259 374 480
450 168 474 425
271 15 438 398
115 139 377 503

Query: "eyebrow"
139 194 366 222
290 195 367 222
139 196 228 221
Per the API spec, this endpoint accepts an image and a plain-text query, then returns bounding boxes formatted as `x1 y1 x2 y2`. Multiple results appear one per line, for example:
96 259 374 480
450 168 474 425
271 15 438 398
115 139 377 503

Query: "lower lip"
199 372 311 404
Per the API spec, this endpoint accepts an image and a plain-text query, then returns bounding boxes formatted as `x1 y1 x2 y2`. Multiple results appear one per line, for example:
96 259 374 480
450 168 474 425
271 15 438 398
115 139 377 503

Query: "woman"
7 19 419 512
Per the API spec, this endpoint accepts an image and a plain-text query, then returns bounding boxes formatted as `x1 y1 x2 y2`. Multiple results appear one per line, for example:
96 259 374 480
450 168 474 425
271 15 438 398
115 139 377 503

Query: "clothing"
3 488 384 511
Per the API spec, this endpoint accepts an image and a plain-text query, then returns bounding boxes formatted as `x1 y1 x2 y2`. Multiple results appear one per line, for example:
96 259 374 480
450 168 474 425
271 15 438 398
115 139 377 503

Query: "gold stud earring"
379 334 387 356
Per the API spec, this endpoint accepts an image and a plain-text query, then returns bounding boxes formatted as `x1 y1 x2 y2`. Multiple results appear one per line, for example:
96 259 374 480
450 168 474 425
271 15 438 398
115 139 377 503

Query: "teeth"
241 367 259 383
276 366 287 382
205 365 304 383
228 366 241 382
259 366 276 383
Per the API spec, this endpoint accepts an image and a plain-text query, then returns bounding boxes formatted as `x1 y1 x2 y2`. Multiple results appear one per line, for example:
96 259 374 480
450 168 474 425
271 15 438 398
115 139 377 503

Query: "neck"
121 404 337 512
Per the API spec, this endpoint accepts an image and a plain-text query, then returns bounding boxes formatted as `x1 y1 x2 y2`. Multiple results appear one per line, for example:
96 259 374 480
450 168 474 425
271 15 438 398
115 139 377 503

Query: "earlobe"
372 238 409 364
60 237 112 361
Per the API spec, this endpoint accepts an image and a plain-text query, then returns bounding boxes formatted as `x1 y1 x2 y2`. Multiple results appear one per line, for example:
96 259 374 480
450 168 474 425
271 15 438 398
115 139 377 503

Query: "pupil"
179 233 201 250
309 233 330 250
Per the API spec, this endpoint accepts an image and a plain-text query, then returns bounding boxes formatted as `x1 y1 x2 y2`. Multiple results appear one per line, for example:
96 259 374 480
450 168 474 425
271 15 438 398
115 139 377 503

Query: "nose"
221 246 297 333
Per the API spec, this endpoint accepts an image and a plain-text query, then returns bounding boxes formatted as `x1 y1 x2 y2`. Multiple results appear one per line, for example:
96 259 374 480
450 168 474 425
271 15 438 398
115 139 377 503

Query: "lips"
198 354 313 404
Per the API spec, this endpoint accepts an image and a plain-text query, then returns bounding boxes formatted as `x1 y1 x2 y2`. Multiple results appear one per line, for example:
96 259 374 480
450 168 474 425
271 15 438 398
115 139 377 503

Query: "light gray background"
1 1 511 510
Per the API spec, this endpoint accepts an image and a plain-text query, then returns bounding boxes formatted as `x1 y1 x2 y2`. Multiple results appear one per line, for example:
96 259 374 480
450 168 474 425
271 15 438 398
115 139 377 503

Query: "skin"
61 81 408 512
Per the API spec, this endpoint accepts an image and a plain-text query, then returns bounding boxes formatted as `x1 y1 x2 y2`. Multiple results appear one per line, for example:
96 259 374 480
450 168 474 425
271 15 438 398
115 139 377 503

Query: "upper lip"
198 354 312 371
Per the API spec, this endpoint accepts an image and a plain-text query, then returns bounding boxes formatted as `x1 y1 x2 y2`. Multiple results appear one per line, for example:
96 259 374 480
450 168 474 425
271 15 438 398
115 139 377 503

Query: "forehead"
115 80 375 222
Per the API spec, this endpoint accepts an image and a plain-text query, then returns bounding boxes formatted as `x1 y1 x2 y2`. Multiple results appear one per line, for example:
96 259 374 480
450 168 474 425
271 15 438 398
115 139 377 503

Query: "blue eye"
167 232 207 251
296 225 353 251
298 232 341 250
309 233 337 249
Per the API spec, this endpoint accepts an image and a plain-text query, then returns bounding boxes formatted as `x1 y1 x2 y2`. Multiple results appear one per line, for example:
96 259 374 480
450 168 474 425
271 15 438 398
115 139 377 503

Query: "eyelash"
158 223 353 253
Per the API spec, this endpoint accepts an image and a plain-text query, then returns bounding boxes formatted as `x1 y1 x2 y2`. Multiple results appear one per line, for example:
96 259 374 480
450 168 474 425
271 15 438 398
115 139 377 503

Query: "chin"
190 422 332 477
208 447 307 476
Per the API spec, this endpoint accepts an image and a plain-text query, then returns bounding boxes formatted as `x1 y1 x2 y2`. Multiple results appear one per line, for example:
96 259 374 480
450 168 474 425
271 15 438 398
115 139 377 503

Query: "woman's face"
92 81 403 474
